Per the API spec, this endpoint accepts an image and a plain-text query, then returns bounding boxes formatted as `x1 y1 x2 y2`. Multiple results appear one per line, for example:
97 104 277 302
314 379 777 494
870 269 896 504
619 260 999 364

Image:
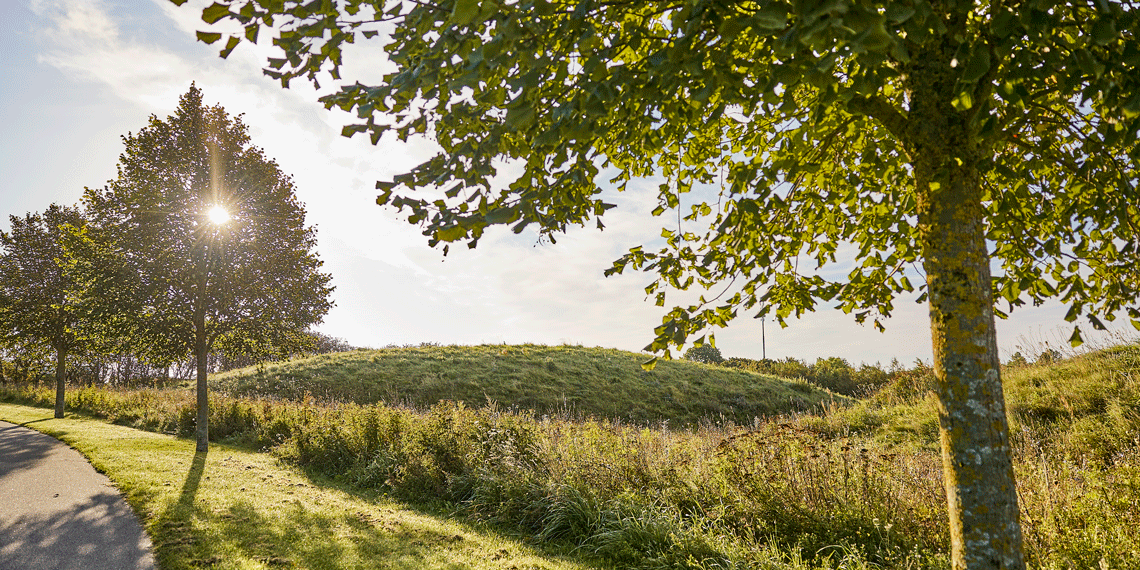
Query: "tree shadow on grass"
152 450 212 569
198 498 552 570
148 445 592 569
288 470 598 570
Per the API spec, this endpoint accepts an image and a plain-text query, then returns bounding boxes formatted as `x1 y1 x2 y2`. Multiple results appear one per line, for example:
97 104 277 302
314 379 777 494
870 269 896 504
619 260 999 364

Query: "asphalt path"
0 420 155 570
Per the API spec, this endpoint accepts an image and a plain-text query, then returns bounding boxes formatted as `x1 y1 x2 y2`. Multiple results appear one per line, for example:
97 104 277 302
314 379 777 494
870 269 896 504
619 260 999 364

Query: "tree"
0 204 88 418
1006 351 1028 367
83 85 334 452
182 1 1140 567
682 343 724 364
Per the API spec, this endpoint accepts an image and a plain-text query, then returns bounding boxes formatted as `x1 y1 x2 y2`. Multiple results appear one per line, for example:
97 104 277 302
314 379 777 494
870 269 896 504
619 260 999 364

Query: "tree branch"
847 95 909 148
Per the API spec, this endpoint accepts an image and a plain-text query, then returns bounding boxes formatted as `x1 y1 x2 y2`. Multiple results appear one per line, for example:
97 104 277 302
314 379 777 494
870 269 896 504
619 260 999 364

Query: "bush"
722 356 894 397
682 344 724 364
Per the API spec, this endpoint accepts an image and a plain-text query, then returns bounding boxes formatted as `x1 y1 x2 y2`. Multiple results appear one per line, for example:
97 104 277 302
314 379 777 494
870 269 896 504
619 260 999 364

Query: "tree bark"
907 40 1025 570
53 345 66 419
194 313 209 452
194 240 210 453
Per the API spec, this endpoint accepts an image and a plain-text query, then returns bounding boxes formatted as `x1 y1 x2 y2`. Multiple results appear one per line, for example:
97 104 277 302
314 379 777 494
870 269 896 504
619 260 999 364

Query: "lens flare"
207 206 231 224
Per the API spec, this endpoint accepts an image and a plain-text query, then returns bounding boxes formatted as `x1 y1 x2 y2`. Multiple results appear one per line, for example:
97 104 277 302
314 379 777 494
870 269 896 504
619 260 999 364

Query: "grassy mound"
209 344 847 425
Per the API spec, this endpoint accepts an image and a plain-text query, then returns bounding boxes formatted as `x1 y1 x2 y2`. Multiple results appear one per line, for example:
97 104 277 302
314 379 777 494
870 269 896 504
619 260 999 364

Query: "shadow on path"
0 492 153 570
0 421 154 570
0 421 55 479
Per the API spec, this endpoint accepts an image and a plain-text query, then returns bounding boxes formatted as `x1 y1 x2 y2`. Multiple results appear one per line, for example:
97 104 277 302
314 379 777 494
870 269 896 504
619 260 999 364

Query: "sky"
0 0 1125 366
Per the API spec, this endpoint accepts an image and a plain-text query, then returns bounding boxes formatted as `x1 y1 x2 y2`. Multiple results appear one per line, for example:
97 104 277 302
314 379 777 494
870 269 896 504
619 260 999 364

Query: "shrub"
682 345 724 364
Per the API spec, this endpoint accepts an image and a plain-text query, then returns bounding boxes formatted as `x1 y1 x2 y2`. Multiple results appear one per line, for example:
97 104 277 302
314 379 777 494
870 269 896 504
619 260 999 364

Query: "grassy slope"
804 342 1140 452
0 403 595 570
211 344 847 425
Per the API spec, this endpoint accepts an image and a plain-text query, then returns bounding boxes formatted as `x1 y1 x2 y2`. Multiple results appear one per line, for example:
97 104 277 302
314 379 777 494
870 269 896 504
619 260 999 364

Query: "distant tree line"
0 330 357 386
683 344 1063 398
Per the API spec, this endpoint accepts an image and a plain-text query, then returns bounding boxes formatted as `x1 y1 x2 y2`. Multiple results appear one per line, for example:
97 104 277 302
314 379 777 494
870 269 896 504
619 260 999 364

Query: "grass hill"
209 343 847 425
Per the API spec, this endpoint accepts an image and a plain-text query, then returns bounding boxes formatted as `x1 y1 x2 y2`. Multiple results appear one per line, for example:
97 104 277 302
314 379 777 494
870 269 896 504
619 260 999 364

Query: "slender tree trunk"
908 40 1025 570
195 314 209 452
195 239 210 453
53 345 66 419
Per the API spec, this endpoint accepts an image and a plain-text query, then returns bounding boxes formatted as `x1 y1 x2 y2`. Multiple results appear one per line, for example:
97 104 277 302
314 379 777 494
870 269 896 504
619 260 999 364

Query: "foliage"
80 84 334 449
81 85 334 366
4 340 1140 568
0 205 87 355
1035 347 1063 365
1007 352 1029 367
0 204 93 415
681 344 724 365
209 343 844 426
184 0 1139 348
181 1 1140 565
723 355 893 397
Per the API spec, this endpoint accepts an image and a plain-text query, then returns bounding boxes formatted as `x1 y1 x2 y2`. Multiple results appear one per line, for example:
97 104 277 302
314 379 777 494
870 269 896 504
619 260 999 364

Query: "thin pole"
761 317 766 360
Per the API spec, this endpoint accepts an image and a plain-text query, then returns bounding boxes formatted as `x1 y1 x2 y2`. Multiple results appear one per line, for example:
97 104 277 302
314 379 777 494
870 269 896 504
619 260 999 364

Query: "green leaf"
753 4 787 30
202 2 231 24
1074 49 1104 77
1069 326 1083 347
1122 93 1140 119
885 4 915 24
484 208 513 224
1091 19 1117 46
220 36 241 58
641 356 658 371
951 90 974 111
341 124 368 137
450 0 480 27
1089 314 1106 331
196 31 223 44
1064 303 1079 322
437 225 467 242
960 48 991 83
505 102 536 131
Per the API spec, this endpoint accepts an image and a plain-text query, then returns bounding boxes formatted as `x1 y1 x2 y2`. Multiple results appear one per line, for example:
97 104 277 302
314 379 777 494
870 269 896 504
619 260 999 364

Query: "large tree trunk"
908 41 1025 570
53 345 66 419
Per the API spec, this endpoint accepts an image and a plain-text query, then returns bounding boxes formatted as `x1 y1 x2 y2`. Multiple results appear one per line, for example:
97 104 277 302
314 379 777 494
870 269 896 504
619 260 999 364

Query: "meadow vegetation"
208 344 846 426
0 403 592 570
1 341 1138 569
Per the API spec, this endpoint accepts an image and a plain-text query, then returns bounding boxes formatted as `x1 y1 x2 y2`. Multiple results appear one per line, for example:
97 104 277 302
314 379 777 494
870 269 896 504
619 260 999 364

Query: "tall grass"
2 341 1137 569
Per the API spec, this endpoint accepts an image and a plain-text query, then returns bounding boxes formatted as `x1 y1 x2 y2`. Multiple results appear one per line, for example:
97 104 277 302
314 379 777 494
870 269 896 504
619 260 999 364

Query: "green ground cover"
1 341 1138 569
0 403 595 570
209 344 847 425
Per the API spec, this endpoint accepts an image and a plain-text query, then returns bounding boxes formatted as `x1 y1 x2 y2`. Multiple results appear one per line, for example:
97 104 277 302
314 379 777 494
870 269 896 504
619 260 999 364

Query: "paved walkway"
0 420 155 570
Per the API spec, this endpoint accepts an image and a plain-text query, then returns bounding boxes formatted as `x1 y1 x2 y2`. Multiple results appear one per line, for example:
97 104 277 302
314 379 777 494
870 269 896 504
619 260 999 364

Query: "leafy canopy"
82 85 334 364
0 204 88 354
185 0 1139 356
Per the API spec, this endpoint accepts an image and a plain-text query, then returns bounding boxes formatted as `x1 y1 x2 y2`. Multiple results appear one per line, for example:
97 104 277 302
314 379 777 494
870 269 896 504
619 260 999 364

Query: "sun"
207 205 231 224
